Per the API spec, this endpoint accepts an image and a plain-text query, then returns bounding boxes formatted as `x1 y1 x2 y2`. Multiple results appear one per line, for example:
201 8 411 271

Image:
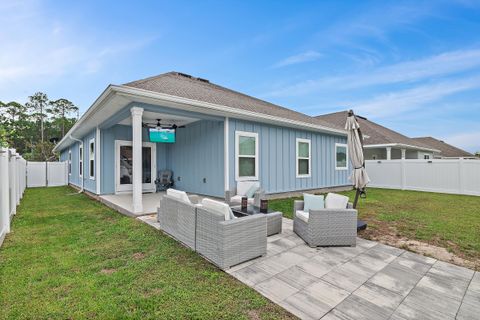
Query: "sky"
1 0 479 152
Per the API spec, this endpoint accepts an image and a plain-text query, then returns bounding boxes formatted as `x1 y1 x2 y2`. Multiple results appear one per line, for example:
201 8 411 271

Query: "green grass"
0 187 295 320
270 188 480 262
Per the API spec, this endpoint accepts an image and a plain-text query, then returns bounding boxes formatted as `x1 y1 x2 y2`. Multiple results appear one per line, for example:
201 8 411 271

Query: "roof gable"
412 137 473 157
315 111 434 150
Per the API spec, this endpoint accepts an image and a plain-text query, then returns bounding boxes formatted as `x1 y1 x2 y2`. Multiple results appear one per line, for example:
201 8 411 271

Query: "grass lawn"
269 188 480 265
0 187 294 320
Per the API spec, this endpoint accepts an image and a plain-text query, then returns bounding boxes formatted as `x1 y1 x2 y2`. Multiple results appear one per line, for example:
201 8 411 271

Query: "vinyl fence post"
401 159 406 190
458 158 464 194
9 149 17 217
0 147 10 234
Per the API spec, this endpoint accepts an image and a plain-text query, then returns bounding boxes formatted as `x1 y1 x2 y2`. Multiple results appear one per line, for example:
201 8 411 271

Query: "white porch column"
401 148 406 160
131 107 144 214
386 147 392 160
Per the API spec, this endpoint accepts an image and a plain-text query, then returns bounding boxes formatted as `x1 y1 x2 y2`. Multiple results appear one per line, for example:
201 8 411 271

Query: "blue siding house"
54 72 350 215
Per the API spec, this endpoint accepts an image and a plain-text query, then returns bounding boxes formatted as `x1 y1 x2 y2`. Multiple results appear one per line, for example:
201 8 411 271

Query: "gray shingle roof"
124 72 339 130
411 137 473 157
315 111 434 149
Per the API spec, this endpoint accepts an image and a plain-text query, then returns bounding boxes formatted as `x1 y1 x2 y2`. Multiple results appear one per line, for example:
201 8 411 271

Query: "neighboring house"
316 111 440 160
54 72 351 214
411 137 474 159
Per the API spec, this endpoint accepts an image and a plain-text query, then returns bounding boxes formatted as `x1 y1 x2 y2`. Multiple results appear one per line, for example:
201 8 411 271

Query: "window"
79 145 83 177
335 143 348 170
296 138 311 177
68 150 72 175
235 131 258 180
424 154 430 159
89 138 95 179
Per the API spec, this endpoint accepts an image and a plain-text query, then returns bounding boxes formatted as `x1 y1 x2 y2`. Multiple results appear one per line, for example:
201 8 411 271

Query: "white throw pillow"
237 181 259 196
325 193 349 209
296 210 309 223
202 198 235 221
166 188 191 204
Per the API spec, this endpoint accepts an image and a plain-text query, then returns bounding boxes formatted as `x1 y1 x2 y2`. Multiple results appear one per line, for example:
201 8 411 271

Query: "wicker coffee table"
231 205 282 236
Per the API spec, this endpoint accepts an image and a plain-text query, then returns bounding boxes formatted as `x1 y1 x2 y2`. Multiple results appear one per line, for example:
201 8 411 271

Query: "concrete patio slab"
137 216 479 320
228 219 479 320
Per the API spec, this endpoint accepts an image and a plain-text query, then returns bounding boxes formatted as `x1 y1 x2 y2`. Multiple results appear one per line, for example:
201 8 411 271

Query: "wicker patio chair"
293 199 357 247
196 199 267 270
225 180 265 207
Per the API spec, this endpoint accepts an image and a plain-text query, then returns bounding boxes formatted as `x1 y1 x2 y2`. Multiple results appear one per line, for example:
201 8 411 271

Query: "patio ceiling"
117 110 200 128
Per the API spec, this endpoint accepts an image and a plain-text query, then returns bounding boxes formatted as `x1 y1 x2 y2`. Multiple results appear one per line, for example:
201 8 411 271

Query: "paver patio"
140 215 479 320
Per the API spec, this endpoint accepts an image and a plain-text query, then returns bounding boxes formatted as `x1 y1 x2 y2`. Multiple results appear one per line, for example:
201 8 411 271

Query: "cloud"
273 50 322 68
265 48 480 97
350 76 480 118
443 131 480 153
0 1 153 87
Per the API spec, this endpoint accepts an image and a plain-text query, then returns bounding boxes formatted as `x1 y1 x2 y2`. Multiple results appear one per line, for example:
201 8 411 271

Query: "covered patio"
99 192 164 217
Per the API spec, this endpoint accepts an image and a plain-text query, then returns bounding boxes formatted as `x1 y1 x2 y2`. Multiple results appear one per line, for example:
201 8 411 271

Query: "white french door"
115 140 156 193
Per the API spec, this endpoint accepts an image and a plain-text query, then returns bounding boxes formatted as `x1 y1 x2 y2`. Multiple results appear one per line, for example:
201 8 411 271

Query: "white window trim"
68 150 72 176
79 145 83 178
296 138 311 178
335 143 348 170
89 138 95 180
235 131 259 181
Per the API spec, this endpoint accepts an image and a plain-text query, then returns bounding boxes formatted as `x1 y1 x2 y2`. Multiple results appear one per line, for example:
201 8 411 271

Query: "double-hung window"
296 138 311 177
89 138 95 179
79 145 83 177
335 143 348 170
235 131 258 180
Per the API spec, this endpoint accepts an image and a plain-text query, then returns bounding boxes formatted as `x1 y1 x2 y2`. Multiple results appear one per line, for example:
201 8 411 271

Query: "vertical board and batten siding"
59 130 99 193
100 124 167 195
166 120 224 197
228 119 350 194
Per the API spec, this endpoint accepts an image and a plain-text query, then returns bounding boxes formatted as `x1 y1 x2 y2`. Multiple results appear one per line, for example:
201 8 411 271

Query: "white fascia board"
364 143 440 153
112 85 347 136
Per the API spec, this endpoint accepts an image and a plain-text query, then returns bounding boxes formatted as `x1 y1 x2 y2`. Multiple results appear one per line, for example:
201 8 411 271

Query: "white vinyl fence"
27 161 68 187
366 159 480 196
0 148 27 247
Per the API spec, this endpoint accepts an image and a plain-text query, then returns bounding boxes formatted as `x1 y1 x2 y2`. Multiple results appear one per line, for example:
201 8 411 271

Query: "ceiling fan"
143 119 186 130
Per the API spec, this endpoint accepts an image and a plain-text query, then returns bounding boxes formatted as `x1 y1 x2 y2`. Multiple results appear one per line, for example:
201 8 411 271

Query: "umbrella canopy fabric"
345 111 370 190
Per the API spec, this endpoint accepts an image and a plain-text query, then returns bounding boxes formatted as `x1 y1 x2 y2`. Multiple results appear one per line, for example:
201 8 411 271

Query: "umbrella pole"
353 188 361 209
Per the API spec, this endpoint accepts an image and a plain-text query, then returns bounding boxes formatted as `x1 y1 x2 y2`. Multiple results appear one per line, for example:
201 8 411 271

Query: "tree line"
0 92 78 160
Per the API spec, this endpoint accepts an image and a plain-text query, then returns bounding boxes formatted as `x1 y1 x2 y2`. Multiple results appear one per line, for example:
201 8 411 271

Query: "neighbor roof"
411 137 473 157
124 72 341 130
315 111 437 151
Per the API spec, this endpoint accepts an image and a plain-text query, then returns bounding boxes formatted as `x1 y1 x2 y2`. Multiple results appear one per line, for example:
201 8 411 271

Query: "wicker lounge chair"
293 193 357 247
196 198 267 270
157 189 200 250
225 181 265 207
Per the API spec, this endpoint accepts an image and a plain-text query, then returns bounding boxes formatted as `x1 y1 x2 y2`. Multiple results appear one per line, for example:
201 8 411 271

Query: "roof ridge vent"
196 77 210 83
176 72 192 79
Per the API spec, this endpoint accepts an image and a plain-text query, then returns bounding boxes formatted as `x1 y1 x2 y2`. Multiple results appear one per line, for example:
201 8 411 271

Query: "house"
411 137 474 159
53 72 351 215
316 111 440 160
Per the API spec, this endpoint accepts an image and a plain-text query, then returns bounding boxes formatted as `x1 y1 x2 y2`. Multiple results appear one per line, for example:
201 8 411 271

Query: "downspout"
69 135 84 193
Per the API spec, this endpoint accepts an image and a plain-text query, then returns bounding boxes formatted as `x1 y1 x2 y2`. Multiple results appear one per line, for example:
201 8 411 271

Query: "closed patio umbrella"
345 110 370 209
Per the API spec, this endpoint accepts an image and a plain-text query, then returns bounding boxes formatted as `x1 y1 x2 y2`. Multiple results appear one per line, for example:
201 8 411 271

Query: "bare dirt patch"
100 268 116 275
132 252 146 260
361 230 479 270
